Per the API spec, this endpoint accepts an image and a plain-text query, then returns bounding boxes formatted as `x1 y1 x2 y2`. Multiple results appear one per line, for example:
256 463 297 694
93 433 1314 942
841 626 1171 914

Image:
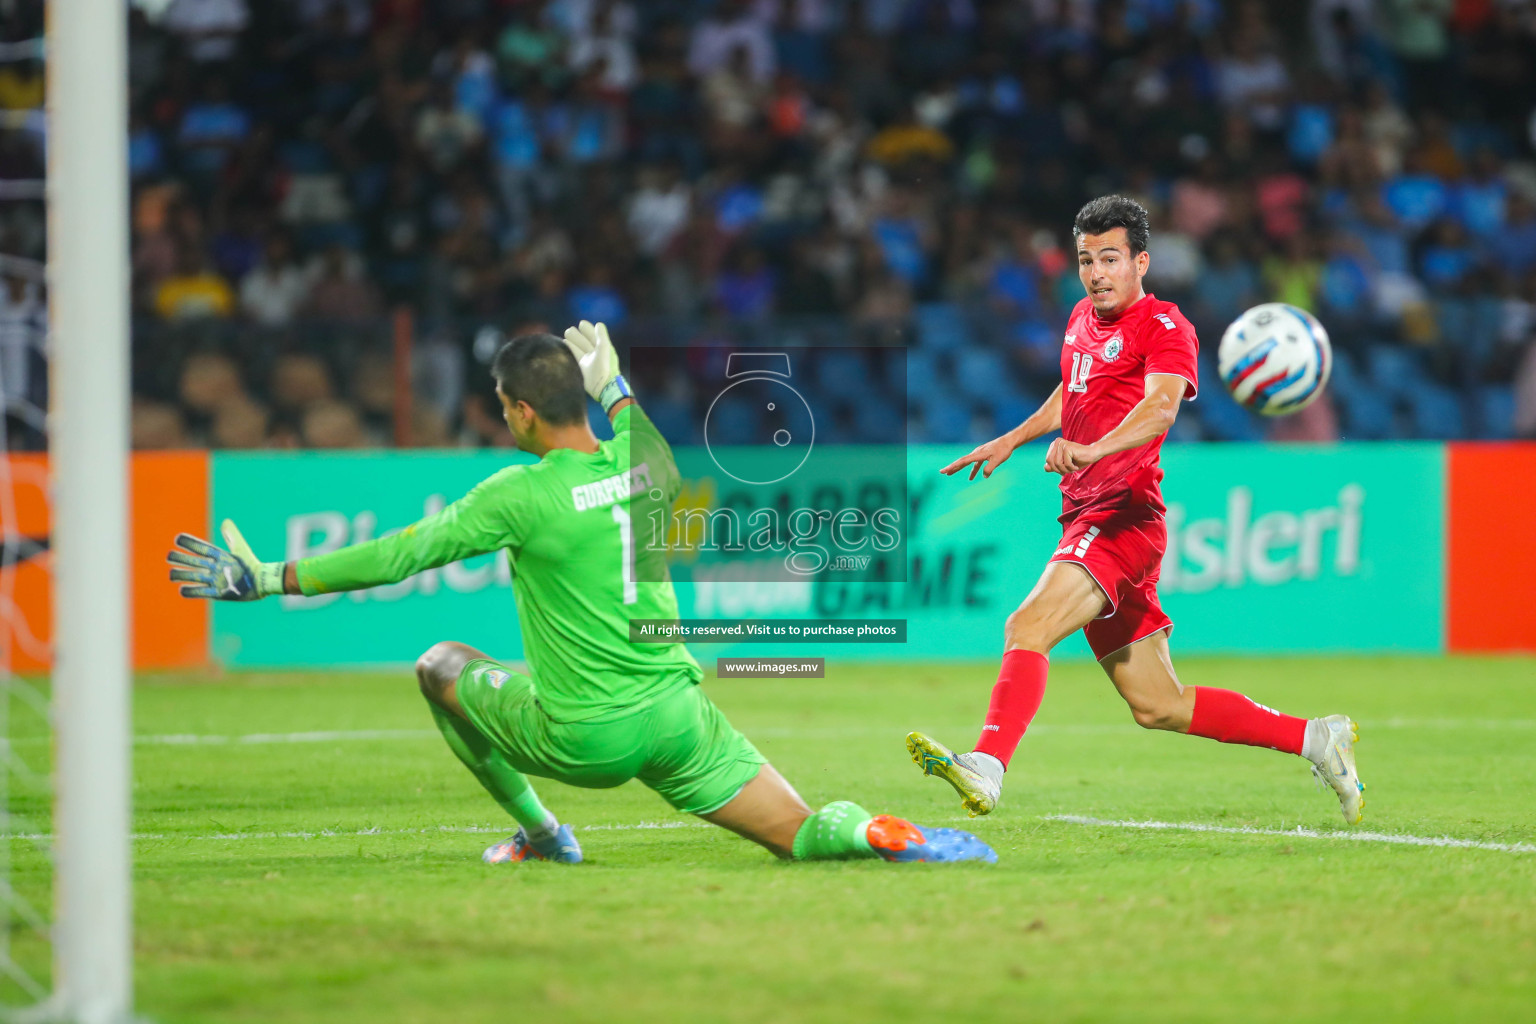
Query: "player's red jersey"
1058 293 1199 517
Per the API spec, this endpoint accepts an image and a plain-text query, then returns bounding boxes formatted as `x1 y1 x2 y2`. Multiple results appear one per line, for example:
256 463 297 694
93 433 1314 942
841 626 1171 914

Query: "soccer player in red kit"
905 196 1365 825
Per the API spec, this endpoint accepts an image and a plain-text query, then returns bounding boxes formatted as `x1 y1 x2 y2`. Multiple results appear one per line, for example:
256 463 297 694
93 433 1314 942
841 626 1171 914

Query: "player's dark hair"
492 333 587 426
1073 195 1151 255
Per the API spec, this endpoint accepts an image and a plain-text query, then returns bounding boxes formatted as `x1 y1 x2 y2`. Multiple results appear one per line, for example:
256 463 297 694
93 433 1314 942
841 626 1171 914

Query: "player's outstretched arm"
562 320 635 422
171 472 521 601
1043 373 1185 476
941 385 1063 480
168 520 291 600
290 476 518 596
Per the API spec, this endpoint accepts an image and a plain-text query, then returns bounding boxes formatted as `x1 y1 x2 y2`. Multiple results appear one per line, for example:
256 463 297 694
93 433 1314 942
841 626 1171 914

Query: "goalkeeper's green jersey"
295 405 701 722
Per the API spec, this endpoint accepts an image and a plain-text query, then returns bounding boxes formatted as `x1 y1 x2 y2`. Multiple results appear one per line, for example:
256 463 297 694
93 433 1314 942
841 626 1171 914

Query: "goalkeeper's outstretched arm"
169 470 519 601
172 319 638 603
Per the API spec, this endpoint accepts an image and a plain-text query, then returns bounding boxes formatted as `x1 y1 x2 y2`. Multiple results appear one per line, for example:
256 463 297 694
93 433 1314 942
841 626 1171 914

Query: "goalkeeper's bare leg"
416 641 582 863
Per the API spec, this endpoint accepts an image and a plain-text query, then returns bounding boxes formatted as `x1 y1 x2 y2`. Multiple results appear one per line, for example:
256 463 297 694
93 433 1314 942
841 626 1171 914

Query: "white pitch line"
8 718 1535 749
11 821 715 843
11 816 1532 855
141 729 439 746
184 820 714 842
141 718 1536 745
1375 717 1536 730
1047 815 1536 854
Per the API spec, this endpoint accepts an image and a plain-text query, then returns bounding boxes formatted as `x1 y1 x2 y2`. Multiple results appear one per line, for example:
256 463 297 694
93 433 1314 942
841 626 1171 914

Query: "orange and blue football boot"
866 814 998 863
482 824 583 864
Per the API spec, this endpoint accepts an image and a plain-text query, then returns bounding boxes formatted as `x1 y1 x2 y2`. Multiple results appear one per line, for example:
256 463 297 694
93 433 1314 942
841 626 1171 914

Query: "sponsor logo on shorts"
1073 526 1101 557
484 669 510 689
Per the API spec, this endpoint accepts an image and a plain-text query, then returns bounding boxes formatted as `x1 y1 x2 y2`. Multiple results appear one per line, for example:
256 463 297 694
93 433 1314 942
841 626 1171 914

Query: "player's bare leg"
1100 631 1365 825
1098 629 1193 731
703 765 996 863
415 640 482 716
701 764 811 857
908 561 1106 816
1004 561 1110 653
415 641 583 862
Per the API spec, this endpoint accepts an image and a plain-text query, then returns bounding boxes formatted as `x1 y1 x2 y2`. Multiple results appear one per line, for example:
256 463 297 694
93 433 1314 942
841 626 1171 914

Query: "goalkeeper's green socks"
791 800 879 860
428 703 558 839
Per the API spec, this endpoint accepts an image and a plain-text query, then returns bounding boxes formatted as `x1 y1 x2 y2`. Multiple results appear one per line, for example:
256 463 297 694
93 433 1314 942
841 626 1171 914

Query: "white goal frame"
45 1 133 1022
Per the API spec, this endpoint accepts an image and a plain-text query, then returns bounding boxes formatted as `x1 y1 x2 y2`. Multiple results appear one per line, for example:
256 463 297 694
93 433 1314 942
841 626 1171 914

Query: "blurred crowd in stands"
3 0 1536 449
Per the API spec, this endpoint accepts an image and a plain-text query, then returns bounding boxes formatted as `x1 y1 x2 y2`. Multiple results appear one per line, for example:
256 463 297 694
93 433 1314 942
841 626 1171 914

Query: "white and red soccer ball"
1217 303 1332 417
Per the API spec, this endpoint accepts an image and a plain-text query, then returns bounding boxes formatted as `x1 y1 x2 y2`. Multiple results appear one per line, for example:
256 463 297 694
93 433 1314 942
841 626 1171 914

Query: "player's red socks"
1186 687 1306 755
973 649 1049 769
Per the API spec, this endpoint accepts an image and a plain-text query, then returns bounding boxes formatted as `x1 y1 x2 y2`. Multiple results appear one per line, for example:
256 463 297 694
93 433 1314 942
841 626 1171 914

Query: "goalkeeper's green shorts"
454 659 766 816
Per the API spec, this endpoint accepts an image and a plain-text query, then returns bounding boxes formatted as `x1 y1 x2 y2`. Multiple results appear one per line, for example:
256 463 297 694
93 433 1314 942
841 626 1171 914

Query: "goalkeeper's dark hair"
1073 195 1151 255
492 333 587 426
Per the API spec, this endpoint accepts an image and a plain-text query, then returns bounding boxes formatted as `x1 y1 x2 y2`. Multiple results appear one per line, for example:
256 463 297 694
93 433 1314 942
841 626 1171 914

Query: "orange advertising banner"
1447 443 1536 652
1 451 209 673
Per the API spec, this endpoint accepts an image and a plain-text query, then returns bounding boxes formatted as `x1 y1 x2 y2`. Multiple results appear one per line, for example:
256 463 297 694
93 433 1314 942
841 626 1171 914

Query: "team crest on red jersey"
1103 334 1124 361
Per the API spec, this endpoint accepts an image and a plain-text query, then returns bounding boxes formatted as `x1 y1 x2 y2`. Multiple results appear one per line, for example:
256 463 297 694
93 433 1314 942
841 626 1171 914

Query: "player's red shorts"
1049 502 1173 661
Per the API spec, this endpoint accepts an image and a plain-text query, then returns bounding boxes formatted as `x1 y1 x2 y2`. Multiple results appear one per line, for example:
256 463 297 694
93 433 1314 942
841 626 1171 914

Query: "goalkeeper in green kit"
169 322 995 866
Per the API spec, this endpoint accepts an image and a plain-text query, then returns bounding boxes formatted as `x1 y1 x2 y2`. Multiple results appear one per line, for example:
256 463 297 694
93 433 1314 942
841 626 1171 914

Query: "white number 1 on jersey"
612 505 637 604
1068 352 1094 393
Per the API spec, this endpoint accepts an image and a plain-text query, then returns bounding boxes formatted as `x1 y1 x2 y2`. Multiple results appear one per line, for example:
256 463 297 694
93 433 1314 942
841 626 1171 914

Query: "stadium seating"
85 3 1530 452
814 350 871 398
920 396 974 444
1196 384 1265 442
992 394 1042 438
854 396 906 443
706 395 761 446
637 394 694 446
914 304 971 353
1367 345 1431 402
1339 385 1397 440
1407 383 1468 440
1472 386 1517 440
954 348 1012 403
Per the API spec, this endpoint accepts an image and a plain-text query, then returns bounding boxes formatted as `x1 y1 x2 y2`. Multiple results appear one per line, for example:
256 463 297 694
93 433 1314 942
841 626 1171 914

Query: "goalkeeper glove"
167 519 284 601
561 319 632 413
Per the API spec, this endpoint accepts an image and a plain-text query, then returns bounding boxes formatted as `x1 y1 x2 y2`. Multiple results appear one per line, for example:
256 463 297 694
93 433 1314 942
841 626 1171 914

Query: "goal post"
46 0 133 1021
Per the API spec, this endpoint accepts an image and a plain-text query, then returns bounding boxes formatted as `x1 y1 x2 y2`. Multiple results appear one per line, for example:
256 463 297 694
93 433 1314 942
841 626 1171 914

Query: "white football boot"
1308 715 1365 826
906 732 1002 817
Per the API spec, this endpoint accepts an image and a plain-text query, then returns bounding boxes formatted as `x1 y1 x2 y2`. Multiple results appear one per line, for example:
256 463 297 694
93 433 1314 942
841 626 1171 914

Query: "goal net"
0 23 54 1016
3 4 134 1021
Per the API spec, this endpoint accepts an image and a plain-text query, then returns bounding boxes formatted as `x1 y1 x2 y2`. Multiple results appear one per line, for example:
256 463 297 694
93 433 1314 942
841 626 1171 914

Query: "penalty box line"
1047 815 1536 854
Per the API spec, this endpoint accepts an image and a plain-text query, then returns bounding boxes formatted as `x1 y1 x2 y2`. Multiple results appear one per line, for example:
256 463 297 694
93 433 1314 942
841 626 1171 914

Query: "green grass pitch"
7 655 1536 1022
